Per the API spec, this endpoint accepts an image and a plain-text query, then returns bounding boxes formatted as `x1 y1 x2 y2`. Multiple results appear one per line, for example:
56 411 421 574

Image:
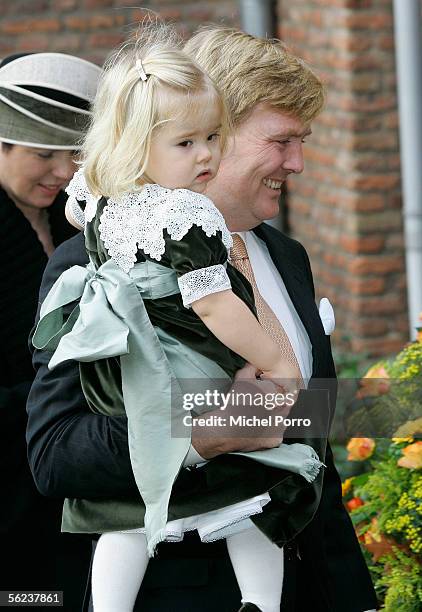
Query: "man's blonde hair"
184 26 325 126
83 23 230 198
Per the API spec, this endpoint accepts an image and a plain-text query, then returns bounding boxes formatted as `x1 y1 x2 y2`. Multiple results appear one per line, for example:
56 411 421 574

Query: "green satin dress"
33 183 325 556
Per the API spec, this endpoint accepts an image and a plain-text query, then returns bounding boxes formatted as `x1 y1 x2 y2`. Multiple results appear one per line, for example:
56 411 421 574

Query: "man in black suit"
27 27 378 612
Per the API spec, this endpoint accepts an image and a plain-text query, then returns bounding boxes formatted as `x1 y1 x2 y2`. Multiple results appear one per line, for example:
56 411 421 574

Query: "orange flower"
397 441 422 469
362 519 399 562
356 362 390 398
365 363 390 379
356 380 390 398
347 437 376 461
347 497 364 511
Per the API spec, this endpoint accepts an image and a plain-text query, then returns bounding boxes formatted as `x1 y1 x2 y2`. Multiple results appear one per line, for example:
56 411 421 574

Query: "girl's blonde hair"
83 23 230 198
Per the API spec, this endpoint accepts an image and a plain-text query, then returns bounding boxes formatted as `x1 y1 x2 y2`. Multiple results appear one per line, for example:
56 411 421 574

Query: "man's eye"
208 133 219 141
278 138 308 145
178 140 193 147
37 152 54 159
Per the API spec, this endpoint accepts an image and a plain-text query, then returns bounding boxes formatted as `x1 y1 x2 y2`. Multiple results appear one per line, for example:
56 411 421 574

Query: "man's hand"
192 363 294 459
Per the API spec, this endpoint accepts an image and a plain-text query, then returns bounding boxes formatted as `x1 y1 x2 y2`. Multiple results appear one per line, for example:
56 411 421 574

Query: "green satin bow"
34 258 190 555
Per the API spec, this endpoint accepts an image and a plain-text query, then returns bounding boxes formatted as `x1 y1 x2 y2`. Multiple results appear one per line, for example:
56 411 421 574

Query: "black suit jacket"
27 227 377 612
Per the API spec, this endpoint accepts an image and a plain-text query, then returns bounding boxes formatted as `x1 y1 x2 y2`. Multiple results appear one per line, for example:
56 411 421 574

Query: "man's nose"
283 142 304 174
52 153 77 181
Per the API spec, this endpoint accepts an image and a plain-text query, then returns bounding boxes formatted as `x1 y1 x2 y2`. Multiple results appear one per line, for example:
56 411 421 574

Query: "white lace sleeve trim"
65 167 99 225
98 184 233 273
178 264 232 308
66 195 85 228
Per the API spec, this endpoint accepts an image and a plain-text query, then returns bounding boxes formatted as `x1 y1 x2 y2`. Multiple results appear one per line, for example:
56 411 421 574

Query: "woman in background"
0 52 101 609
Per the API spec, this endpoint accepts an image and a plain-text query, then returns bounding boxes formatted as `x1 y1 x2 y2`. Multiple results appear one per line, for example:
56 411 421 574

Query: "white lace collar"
65 169 233 273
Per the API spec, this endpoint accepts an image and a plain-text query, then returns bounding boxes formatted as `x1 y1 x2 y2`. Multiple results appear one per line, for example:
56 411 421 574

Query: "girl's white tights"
226 524 284 612
92 532 149 612
92 524 283 612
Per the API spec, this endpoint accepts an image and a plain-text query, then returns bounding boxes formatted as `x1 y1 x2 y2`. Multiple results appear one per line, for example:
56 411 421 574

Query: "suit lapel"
253 224 329 378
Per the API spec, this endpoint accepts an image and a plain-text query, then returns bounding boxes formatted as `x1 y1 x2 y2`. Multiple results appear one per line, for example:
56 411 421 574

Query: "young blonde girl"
34 24 323 612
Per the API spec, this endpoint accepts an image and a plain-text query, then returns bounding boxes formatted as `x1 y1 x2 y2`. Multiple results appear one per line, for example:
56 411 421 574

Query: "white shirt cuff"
183 444 206 467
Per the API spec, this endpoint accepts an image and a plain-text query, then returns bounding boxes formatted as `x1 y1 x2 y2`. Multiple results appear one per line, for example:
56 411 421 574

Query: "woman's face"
0 144 76 209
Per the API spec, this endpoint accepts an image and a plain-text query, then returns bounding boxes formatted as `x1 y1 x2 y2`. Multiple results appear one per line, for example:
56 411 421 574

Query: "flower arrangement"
346 342 422 438
342 331 422 611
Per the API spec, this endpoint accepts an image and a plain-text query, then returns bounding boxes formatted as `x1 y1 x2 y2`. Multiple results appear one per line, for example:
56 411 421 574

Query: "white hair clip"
135 59 149 82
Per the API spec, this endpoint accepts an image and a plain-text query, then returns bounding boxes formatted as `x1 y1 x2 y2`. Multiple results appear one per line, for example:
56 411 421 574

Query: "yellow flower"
393 417 422 439
342 478 353 496
397 441 422 469
347 438 376 461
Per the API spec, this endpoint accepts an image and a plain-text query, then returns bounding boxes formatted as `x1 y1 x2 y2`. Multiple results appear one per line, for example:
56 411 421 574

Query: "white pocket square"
319 297 335 335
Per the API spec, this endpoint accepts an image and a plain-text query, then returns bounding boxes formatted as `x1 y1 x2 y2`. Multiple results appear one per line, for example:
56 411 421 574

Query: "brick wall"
0 0 239 64
1 0 408 357
277 0 407 356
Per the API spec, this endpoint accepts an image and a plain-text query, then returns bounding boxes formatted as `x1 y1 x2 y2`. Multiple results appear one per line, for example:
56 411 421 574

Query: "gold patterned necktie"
230 233 303 382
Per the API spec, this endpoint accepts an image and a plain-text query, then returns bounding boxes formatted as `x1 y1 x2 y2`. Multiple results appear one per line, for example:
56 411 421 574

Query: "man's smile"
262 178 284 190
